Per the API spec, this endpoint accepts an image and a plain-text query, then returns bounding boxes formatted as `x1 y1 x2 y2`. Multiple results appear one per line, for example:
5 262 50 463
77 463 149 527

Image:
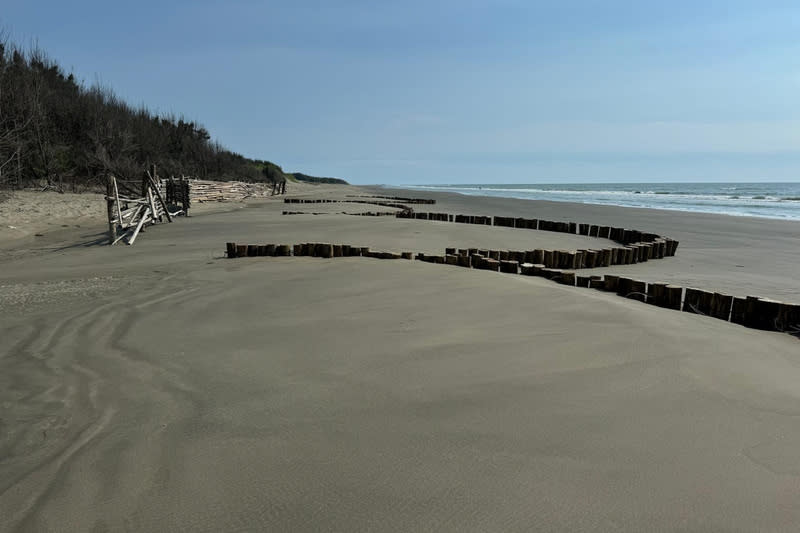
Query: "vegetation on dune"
288 173 349 185
0 36 346 192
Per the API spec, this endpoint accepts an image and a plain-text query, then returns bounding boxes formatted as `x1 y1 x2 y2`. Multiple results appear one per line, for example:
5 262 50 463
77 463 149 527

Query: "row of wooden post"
423 245 675 270
225 241 798 335
283 195 437 206
271 180 287 195
397 211 678 250
282 210 398 217
417 248 798 334
284 198 416 210
345 195 436 204
226 242 414 261
573 274 797 333
278 200 679 265
164 176 191 214
429 248 797 334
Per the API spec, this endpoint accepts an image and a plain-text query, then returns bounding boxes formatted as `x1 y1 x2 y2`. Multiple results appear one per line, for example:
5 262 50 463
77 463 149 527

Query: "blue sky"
4 0 800 184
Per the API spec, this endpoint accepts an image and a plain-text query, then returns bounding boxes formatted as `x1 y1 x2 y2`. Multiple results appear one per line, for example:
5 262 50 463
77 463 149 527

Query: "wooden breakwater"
284 198 422 210
394 211 679 268
282 210 399 217
397 210 677 247
345 195 436 204
223 242 799 336
280 198 679 263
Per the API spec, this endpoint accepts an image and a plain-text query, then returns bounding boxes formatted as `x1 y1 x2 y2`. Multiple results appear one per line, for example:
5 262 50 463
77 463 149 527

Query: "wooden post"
483 258 501 270
585 250 599 269
629 280 647 302
542 268 563 280
777 303 800 332
146 169 172 222
710 293 733 321
226 242 237 258
564 251 578 269
664 285 683 310
604 274 620 292
647 282 667 307
616 277 634 298
236 244 248 257
600 249 612 267
730 297 747 324
147 187 159 223
559 271 576 286
744 296 781 330
684 288 713 315
181 177 190 215
106 176 118 244
499 260 518 273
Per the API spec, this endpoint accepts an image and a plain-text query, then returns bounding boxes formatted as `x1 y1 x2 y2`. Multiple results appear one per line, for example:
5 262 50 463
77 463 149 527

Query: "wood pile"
190 179 274 203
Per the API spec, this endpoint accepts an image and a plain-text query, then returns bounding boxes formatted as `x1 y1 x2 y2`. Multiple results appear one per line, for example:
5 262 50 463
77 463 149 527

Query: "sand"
1 184 799 532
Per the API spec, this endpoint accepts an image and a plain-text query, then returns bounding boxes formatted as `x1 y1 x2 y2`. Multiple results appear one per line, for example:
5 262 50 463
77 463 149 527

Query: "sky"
3 0 800 184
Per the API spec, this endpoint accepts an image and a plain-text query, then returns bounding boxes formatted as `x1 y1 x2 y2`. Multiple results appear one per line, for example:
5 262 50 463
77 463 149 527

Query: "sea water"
401 182 800 220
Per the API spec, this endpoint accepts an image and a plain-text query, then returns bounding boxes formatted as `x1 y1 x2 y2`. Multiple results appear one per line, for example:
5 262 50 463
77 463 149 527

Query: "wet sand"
1 185 799 532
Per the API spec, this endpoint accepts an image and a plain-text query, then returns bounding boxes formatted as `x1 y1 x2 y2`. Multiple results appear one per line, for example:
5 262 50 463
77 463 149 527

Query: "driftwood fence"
105 168 187 245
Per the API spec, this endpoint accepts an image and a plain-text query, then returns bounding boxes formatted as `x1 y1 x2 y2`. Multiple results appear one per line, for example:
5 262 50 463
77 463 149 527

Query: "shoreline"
378 183 800 222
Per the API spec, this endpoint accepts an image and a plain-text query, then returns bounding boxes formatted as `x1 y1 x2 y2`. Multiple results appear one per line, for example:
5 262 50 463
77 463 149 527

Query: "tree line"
0 37 332 193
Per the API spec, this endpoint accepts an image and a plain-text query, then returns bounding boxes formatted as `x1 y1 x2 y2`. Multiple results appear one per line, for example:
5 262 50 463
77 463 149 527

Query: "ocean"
400 182 800 220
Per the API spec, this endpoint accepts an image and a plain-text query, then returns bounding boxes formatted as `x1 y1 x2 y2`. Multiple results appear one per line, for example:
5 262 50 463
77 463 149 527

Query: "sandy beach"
2 185 800 532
